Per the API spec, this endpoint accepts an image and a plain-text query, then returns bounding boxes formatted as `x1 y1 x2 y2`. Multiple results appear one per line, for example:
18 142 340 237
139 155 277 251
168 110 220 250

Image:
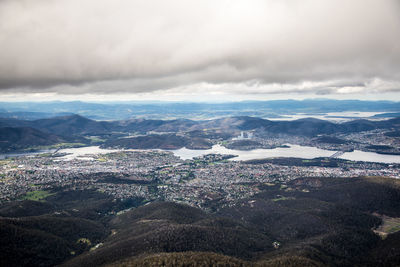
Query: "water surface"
2 144 400 164
172 144 334 161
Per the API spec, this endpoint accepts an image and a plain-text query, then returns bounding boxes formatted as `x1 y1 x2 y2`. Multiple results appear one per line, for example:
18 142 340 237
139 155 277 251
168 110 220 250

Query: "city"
2 145 399 210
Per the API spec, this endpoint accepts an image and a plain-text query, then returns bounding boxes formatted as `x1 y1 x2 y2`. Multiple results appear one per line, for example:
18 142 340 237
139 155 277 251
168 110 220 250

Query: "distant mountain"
0 114 116 136
0 117 31 128
191 116 400 137
106 252 248 267
260 118 336 136
118 117 266 133
0 127 65 152
193 116 272 131
121 118 197 133
372 112 400 118
0 111 73 120
1 114 399 153
315 135 348 144
227 116 400 136
33 114 115 136
1 99 399 120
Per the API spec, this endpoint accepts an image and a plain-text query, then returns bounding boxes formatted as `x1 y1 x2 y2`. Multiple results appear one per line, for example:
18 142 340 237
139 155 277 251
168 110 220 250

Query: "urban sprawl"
1 146 399 210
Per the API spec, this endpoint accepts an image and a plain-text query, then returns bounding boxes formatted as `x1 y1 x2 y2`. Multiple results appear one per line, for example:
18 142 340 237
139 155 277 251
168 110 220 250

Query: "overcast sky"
1 0 400 101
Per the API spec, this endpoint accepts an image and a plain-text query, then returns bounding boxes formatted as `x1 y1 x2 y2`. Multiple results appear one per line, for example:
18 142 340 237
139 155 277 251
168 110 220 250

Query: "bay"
2 144 400 164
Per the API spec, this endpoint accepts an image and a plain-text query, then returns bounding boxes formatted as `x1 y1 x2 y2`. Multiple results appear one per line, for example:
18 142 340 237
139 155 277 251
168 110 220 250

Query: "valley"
1 111 400 266
2 0 400 264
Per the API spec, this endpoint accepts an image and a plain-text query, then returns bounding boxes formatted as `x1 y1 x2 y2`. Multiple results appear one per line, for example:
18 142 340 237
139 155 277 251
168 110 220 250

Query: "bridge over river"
330 151 345 158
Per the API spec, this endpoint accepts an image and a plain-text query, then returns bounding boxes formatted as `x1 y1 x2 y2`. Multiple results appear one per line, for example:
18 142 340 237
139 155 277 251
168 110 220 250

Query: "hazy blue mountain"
1 115 399 140
33 114 116 136
0 111 73 120
1 99 399 120
0 114 117 136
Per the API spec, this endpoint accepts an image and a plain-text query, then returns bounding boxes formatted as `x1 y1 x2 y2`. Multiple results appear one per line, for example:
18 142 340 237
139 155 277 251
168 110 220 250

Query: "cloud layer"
0 0 399 96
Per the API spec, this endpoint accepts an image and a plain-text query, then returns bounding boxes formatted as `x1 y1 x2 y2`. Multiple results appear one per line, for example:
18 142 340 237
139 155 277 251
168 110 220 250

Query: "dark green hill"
366 231 400 266
106 252 325 267
0 215 108 267
0 220 72 267
0 126 65 152
0 200 56 217
1 178 400 266
33 114 115 136
112 202 208 226
0 189 143 266
63 202 273 267
61 177 400 267
290 177 400 217
214 177 400 266
106 252 248 267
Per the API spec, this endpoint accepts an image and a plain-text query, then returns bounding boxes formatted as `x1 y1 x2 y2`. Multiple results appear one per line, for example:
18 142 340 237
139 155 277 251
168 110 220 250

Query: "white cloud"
0 0 399 98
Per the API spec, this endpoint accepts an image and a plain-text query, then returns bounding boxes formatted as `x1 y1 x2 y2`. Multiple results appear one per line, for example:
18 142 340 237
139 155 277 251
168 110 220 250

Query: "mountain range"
0 114 399 152
1 99 400 120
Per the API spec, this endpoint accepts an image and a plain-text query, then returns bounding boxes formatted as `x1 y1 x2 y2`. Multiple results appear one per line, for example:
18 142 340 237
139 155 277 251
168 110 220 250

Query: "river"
2 144 399 164
171 144 400 164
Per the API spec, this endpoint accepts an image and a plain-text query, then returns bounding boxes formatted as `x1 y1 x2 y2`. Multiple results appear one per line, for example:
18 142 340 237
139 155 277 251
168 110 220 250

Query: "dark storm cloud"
0 0 399 95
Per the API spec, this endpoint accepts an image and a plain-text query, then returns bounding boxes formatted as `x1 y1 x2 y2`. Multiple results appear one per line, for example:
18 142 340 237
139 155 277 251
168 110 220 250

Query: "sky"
0 0 400 102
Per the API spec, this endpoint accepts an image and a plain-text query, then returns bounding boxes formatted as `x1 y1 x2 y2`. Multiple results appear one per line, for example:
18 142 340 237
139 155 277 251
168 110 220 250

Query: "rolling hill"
1 115 398 137
1 177 400 266
1 114 399 152
0 127 65 152
61 177 400 266
0 114 116 137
